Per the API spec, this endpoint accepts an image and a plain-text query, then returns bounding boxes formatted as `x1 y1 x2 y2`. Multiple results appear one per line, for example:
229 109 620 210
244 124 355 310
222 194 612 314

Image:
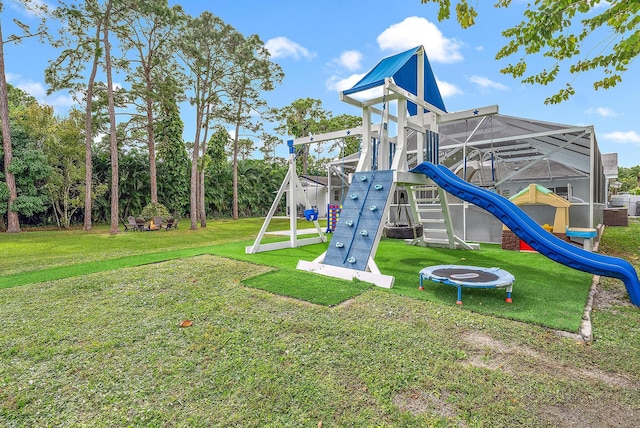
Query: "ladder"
406 182 477 250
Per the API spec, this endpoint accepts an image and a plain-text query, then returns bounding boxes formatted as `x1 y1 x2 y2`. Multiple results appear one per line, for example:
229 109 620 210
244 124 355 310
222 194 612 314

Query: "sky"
3 0 640 167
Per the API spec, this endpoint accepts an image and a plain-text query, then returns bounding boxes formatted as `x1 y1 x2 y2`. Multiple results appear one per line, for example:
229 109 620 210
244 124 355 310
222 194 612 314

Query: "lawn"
2 218 593 331
1 218 639 426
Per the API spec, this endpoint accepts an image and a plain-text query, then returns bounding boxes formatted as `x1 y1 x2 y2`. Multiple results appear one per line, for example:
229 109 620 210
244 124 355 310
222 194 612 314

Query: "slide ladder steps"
408 183 457 248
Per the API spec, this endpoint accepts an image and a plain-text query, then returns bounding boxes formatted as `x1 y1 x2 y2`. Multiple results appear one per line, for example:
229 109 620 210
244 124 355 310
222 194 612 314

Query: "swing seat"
304 207 319 221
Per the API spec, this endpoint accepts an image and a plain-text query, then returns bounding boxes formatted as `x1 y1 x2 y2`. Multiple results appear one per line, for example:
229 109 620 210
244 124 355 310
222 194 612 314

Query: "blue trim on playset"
410 161 640 306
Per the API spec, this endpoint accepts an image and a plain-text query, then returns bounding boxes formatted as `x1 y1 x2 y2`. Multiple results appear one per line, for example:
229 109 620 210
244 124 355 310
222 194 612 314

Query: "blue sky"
3 0 640 166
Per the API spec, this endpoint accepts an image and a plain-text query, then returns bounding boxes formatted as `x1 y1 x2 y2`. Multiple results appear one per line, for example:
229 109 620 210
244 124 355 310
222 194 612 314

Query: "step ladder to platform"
407 182 478 250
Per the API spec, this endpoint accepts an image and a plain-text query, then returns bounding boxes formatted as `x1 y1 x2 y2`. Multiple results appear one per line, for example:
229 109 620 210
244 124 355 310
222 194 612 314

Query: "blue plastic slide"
410 162 640 306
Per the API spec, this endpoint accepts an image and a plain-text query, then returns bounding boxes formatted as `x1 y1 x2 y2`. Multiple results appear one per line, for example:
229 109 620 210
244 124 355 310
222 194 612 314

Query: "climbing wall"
323 170 394 271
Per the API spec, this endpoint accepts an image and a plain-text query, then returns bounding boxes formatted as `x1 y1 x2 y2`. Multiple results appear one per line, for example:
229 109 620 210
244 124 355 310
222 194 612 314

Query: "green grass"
204 238 592 331
1 218 639 426
0 218 596 331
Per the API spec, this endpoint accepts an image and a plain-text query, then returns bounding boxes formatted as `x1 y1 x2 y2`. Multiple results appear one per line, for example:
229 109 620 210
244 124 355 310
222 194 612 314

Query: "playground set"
246 46 640 307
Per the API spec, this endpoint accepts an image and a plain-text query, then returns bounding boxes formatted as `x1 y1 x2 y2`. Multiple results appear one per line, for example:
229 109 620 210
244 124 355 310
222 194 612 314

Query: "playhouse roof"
509 183 571 207
342 46 446 114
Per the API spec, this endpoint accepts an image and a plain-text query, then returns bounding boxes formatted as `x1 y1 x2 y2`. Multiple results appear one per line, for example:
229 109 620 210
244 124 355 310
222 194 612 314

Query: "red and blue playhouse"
246 46 640 307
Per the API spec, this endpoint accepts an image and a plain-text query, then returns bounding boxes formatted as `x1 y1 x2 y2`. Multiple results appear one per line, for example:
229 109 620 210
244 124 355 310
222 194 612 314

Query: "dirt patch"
392 389 466 426
460 331 639 427
461 332 636 389
540 402 637 428
592 280 634 310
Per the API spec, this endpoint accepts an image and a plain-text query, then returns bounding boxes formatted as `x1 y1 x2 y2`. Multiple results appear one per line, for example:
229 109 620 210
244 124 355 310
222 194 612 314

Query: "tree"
268 98 329 175
315 113 362 156
44 109 87 228
0 0 48 232
223 34 283 220
176 12 239 229
117 0 186 204
155 95 189 218
5 95 52 225
48 0 111 232
420 0 640 103
102 0 120 234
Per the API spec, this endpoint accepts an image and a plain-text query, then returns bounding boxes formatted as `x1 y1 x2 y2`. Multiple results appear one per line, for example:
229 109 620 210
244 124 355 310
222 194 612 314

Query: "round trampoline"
419 265 514 305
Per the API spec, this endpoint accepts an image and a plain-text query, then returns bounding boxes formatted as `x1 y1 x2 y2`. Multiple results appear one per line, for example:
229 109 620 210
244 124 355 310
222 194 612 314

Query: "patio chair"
135 217 148 231
122 216 136 232
164 218 175 230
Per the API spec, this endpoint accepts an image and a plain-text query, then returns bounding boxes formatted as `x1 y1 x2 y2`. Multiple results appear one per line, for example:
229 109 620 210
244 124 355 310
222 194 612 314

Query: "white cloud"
586 107 619 118
376 16 463 63
602 131 640 144
436 79 463 98
468 75 508 91
326 73 382 100
332 50 363 71
6 73 75 112
265 37 315 60
326 73 365 93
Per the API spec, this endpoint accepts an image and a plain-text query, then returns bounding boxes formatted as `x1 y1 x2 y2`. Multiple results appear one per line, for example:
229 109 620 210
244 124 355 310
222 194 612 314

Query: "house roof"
299 175 344 188
342 46 446 114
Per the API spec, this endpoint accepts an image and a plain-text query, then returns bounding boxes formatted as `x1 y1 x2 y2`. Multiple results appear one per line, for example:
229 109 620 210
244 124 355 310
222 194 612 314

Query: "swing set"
245 133 358 254
301 144 325 221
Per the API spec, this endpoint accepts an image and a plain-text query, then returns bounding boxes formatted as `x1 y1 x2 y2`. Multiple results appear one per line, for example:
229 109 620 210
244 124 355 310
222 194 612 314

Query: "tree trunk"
146 85 157 204
189 87 202 230
83 24 102 232
103 1 119 235
232 121 240 221
0 21 20 233
198 106 210 227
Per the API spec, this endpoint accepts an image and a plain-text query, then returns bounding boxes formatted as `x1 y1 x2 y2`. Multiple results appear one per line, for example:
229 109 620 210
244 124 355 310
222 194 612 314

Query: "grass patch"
206 237 592 331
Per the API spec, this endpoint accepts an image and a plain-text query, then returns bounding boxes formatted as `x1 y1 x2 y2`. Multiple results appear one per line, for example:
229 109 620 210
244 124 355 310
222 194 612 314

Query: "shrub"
140 202 170 221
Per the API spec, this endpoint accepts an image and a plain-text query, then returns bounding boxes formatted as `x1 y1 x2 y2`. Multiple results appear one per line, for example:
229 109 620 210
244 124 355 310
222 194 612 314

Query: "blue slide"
410 162 640 306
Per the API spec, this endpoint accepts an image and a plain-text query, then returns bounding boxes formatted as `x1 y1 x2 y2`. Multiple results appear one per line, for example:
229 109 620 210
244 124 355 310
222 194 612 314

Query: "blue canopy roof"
342 46 446 114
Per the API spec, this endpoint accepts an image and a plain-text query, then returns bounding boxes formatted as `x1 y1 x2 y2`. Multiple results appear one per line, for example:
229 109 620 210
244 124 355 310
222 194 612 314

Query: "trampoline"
419 265 515 305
